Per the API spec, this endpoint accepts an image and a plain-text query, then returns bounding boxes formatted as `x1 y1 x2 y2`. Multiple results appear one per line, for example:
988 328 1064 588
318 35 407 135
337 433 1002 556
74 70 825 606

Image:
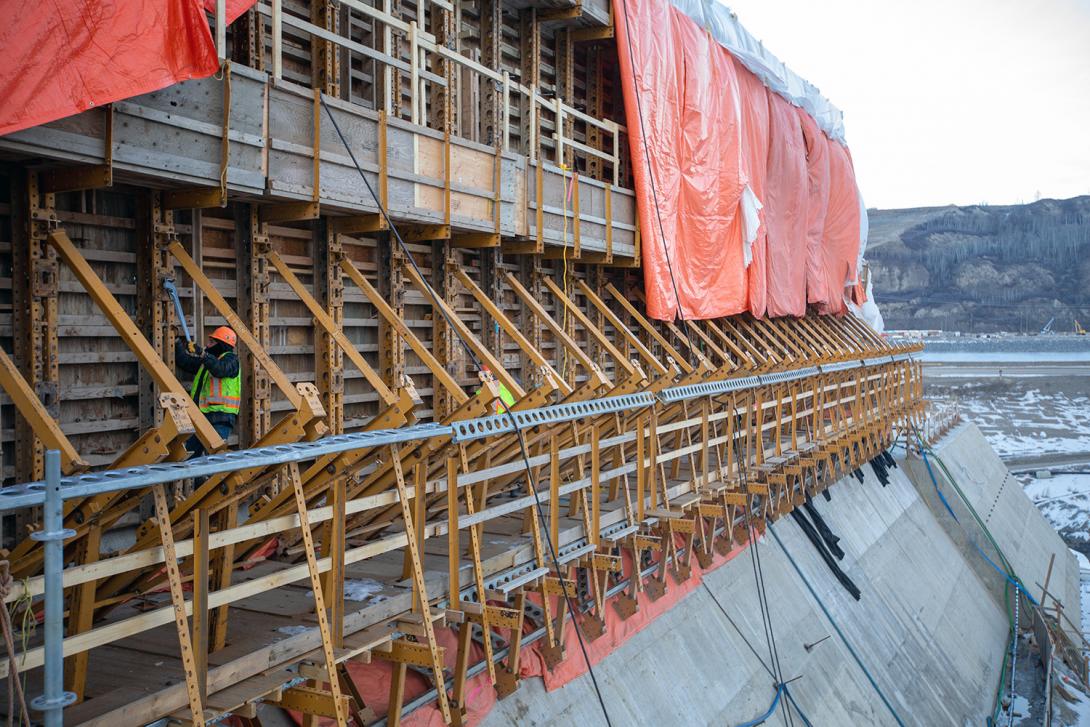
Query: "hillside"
867 196 1090 332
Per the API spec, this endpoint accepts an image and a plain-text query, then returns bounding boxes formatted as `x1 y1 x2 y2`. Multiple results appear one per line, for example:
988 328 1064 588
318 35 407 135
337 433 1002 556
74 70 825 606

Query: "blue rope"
767 523 908 727
918 443 960 522
782 687 816 727
735 684 784 727
734 683 816 727
901 433 1040 724
972 542 1040 607
914 433 1039 607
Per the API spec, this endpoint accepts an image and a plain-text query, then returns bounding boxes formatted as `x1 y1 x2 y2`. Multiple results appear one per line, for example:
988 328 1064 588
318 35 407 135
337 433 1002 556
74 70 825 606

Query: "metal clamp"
30 692 78 712
29 527 76 542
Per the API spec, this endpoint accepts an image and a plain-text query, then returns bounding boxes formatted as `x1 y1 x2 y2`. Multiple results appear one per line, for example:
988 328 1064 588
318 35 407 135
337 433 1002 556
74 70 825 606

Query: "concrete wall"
482 439 1018 727
905 422 1082 645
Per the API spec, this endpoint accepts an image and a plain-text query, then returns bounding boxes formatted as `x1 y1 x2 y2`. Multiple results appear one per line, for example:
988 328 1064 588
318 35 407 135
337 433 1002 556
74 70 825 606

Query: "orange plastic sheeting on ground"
0 0 220 137
613 0 748 321
764 94 809 318
203 0 258 24
286 623 497 727
819 142 863 315
531 535 751 692
290 531 756 727
735 59 771 319
797 108 833 310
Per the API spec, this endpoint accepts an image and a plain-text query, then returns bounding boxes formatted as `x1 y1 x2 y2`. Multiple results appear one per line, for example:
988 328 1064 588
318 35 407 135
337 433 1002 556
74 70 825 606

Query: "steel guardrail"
0 352 916 510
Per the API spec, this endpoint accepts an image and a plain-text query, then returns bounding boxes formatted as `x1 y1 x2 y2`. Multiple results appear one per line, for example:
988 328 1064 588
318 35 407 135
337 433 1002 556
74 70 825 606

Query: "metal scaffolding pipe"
29 450 76 726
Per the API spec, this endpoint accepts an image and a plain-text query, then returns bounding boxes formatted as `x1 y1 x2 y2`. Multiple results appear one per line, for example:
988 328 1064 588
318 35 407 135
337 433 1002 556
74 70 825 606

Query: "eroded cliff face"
867 196 1090 331
870 259 930 293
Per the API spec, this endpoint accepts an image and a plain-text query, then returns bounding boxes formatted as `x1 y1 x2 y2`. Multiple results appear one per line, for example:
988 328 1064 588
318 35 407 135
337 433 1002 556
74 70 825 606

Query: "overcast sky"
725 0 1090 209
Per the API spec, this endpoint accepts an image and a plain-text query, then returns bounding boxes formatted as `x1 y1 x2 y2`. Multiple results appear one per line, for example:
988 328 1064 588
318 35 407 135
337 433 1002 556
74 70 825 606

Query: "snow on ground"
1020 474 1090 544
925 351 1090 724
307 577 390 603
1009 694 1032 725
344 578 388 603
935 384 1090 460
1053 664 1090 726
1073 549 1090 640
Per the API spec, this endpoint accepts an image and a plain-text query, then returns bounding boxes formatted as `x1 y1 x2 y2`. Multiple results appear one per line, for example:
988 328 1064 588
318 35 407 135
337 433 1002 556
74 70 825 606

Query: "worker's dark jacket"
175 340 241 429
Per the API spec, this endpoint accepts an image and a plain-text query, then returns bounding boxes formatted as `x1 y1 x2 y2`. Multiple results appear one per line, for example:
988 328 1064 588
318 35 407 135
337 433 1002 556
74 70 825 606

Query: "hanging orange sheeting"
613 0 748 321
615 0 863 320
821 141 863 314
764 93 809 317
0 0 221 137
735 60 771 319
796 108 833 309
203 0 258 24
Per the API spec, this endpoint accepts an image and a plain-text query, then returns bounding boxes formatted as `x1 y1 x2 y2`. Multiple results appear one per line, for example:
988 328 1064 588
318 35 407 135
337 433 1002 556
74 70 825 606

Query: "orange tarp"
613 0 748 321
797 108 833 310
735 59 772 319
203 0 257 24
614 0 862 320
0 0 223 138
764 93 809 317
821 142 863 314
289 531 755 726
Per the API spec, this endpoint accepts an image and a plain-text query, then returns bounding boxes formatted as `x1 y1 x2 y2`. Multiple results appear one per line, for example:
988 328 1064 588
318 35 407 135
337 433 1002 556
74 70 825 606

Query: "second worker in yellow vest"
176 326 241 458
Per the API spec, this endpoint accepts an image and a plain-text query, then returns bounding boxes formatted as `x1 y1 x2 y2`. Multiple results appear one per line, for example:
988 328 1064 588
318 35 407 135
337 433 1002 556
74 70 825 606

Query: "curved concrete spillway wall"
480 423 1078 726
909 423 1083 648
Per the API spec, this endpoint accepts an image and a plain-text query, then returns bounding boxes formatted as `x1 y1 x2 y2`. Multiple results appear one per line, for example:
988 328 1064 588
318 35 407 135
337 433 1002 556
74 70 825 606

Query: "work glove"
176 338 201 357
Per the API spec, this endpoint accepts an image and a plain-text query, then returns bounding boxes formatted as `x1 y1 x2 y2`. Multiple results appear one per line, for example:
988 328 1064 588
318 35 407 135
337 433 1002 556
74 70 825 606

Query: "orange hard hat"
209 326 237 347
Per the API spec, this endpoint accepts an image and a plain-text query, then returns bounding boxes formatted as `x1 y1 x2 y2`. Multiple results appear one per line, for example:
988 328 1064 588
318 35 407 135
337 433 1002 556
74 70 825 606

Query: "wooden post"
636 412 646 522
448 455 461 610
286 463 348 725
63 522 100 702
12 171 59 486
314 219 345 434
321 477 347 647
272 0 283 79
152 486 207 724
591 423 601 546
1041 553 1056 613
192 509 210 699
550 436 560 550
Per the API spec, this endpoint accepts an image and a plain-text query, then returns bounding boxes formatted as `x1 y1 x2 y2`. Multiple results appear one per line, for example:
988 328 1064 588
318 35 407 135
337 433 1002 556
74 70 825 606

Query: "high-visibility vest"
494 383 516 414
189 352 242 415
474 381 517 414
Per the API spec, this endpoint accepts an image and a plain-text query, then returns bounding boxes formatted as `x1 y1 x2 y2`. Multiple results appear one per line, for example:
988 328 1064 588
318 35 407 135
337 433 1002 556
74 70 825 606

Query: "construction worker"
476 365 516 414
176 326 241 458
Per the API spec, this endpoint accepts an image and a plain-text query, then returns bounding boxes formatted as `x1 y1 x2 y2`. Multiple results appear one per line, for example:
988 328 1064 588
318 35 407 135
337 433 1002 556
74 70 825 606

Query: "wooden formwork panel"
268 83 381 208
529 162 636 256
0 204 645 481
266 80 527 234
0 108 112 167
2 68 268 194
337 236 391 426
48 190 191 466
0 44 635 259
0 172 13 485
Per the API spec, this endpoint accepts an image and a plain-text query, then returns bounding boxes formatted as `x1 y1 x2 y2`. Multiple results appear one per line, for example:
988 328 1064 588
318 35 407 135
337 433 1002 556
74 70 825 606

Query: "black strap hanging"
790 507 861 601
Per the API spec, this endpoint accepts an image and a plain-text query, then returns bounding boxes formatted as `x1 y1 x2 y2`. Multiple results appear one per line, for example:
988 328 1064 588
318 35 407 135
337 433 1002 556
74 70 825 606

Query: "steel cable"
321 96 615 727
615 3 802 721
